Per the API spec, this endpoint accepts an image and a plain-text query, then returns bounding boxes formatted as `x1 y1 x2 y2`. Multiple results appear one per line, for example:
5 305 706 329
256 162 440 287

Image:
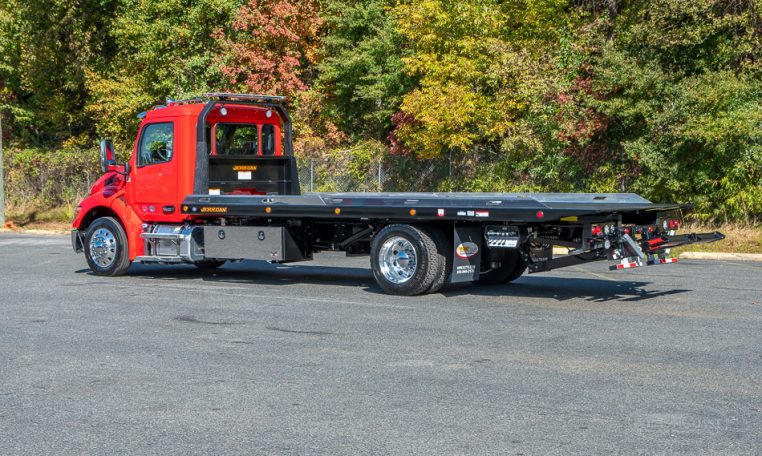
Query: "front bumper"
71 229 84 254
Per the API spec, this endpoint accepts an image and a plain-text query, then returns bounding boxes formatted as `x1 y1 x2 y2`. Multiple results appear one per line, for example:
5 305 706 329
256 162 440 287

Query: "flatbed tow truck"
72 93 724 295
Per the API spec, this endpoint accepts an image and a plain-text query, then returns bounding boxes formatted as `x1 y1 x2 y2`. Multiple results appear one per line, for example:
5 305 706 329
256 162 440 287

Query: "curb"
678 251 762 262
0 228 70 235
551 247 762 262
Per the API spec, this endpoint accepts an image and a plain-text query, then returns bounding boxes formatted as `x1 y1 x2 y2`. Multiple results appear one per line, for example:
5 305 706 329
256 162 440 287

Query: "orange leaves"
215 0 322 97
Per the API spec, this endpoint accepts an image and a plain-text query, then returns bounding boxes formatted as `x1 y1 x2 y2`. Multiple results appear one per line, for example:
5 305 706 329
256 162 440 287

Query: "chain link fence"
297 152 468 193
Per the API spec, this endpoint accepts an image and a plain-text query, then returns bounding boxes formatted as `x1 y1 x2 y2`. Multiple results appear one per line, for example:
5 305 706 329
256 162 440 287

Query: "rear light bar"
661 219 681 230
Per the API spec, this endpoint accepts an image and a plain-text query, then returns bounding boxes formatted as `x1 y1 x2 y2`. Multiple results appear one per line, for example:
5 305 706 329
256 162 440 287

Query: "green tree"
0 0 118 145
390 0 570 159
87 0 242 148
316 0 414 141
581 0 762 220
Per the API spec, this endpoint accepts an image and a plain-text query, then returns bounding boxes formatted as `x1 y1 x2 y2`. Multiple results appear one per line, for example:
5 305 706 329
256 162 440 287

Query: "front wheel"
84 216 131 276
370 224 446 296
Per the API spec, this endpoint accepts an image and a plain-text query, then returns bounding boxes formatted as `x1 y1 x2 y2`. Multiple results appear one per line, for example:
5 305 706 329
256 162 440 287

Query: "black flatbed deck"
181 192 683 223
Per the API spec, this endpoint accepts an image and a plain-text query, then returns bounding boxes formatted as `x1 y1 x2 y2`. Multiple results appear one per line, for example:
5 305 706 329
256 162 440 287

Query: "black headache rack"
193 93 301 196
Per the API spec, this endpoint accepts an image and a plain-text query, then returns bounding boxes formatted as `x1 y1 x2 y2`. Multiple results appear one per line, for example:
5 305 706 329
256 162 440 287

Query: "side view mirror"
100 139 117 173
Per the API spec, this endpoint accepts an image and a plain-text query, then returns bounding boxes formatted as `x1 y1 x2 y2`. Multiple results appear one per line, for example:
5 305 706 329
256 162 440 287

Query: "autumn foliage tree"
214 0 322 97
0 0 760 223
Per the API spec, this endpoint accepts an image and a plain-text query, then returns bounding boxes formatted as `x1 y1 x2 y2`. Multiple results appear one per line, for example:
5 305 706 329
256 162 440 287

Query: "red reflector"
536 211 544 219
647 237 664 246
617 264 624 270
629 262 638 268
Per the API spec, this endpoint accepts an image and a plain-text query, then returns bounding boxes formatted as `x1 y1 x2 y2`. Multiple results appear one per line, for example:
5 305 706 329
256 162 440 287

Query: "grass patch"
4 206 74 232
672 223 762 255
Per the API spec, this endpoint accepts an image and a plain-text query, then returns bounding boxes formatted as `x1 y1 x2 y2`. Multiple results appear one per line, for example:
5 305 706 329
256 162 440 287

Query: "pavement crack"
266 326 335 336
174 315 242 326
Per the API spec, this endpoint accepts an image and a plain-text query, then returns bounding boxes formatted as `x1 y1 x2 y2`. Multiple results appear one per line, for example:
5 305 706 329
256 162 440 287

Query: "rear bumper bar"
646 231 725 253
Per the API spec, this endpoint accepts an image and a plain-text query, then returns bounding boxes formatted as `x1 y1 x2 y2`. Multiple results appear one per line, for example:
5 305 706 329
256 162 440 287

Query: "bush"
3 145 100 212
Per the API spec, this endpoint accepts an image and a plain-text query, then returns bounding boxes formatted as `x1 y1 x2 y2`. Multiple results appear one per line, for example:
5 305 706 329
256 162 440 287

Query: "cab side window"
138 123 174 166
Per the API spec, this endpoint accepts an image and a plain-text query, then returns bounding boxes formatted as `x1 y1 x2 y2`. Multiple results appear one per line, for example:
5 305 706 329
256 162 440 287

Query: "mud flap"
71 229 84 254
450 226 482 283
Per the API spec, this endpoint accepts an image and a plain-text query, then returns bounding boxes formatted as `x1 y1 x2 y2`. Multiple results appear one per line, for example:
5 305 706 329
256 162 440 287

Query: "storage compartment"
203 226 307 262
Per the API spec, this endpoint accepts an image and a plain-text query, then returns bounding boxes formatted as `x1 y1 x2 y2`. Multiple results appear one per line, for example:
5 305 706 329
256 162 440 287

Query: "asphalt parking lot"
1 232 760 455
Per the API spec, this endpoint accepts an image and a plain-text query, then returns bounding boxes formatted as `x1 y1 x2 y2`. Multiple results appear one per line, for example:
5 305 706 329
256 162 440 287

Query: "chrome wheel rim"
89 227 117 268
379 236 417 284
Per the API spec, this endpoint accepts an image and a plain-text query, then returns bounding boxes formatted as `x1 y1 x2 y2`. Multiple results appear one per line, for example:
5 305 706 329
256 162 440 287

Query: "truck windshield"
215 124 259 155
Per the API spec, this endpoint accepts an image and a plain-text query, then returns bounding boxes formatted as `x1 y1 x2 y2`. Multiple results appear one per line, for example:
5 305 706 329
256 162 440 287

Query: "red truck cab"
72 94 294 272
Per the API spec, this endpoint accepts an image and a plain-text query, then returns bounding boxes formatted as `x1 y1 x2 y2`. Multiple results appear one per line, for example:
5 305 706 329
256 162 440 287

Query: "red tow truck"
72 93 724 295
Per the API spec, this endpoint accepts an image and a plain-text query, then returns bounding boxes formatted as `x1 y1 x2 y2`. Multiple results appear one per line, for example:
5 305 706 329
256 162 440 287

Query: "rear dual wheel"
478 250 526 284
370 224 449 296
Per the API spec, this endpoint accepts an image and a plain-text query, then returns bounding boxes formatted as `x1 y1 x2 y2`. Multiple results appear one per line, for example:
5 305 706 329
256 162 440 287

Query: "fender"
109 195 144 260
73 172 145 260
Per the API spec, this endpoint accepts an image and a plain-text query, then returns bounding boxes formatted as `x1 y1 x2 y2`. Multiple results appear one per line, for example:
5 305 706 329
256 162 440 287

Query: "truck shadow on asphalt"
443 278 690 303
121 261 690 303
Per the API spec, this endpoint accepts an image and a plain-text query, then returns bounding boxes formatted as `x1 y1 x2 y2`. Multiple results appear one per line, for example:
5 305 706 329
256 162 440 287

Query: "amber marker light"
409 209 417 216
335 208 341 215
182 205 188 212
265 207 271 214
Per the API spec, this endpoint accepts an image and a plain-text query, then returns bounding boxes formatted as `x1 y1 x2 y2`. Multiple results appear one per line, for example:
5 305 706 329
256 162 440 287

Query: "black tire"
84 216 131 276
478 250 522 284
424 225 452 293
370 224 445 296
194 260 226 270
503 255 527 283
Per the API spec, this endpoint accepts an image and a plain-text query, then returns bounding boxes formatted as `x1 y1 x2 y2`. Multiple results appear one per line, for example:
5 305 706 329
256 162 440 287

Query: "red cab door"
130 122 178 221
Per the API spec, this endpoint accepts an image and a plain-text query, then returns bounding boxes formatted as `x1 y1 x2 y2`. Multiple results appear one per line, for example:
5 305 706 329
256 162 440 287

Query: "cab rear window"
215 124 259 155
